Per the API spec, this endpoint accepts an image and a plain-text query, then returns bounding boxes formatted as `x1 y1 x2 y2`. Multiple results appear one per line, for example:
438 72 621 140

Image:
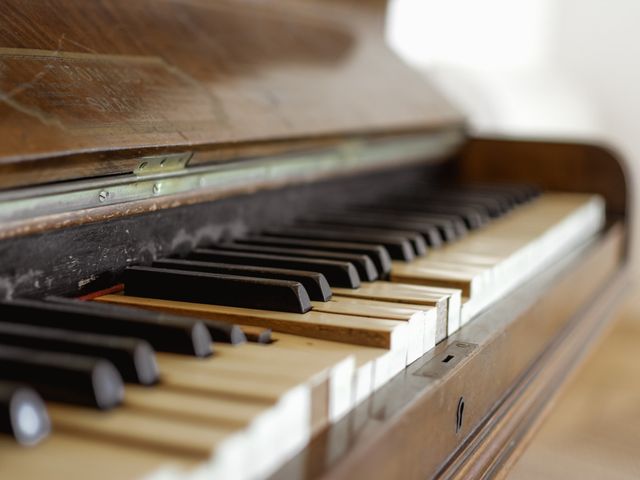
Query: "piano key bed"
0 187 611 480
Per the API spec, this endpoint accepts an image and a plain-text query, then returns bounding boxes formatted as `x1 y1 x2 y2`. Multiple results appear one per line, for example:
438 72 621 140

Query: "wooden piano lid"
0 0 465 190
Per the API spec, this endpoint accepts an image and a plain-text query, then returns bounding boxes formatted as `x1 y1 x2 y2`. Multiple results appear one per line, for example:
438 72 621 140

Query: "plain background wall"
387 0 640 264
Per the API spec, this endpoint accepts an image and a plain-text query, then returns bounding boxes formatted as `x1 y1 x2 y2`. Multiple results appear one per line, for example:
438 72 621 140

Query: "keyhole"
455 397 465 433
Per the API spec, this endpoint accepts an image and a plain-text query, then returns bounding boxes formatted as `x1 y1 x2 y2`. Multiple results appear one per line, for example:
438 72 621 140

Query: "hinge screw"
98 190 109 202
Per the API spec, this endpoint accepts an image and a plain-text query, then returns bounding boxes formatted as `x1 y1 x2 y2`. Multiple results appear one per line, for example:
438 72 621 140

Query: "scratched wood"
0 0 463 189
95 294 409 351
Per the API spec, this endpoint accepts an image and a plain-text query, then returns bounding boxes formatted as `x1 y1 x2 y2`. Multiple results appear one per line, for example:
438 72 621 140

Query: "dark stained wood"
0 2 635 477
0 164 439 300
457 137 630 216
269 223 627 480
0 0 463 189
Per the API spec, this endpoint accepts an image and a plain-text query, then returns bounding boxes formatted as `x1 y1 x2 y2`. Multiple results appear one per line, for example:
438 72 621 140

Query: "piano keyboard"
0 187 605 480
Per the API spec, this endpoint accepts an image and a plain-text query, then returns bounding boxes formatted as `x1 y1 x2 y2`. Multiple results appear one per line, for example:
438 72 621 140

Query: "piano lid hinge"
133 152 192 176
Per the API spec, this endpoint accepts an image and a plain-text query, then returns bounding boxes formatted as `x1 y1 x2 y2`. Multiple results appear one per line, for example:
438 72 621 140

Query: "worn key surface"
333 281 461 338
310 297 437 363
97 294 409 352
390 194 604 322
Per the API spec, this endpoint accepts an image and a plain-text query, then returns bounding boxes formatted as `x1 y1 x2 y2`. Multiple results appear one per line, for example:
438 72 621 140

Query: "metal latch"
413 341 478 378
134 152 192 176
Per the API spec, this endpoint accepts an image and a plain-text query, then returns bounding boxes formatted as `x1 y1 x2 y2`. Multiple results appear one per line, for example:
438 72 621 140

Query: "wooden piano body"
0 0 632 478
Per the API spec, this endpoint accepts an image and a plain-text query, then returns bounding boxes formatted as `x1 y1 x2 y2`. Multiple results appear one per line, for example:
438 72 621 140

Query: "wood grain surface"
0 0 463 188
459 137 629 216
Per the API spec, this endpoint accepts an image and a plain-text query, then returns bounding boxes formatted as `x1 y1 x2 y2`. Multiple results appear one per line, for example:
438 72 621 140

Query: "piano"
0 1 631 479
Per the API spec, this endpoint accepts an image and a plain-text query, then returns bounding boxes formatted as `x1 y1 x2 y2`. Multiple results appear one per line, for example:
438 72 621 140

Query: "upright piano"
0 1 632 479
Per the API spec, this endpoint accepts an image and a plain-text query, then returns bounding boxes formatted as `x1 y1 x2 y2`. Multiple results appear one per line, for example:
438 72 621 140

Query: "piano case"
0 1 632 478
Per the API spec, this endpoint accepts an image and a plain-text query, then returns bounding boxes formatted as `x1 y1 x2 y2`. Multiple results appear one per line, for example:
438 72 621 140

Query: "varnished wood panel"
458 137 629 216
0 0 463 188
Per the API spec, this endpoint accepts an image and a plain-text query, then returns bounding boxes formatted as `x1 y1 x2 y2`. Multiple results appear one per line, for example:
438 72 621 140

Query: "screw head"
98 190 109 202
152 183 161 195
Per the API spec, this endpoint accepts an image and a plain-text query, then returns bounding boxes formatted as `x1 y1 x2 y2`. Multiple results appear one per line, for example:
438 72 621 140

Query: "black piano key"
0 322 159 385
453 186 518 211
412 191 506 218
124 266 312 314
390 193 493 220
0 298 213 358
460 183 535 204
200 319 247 344
0 345 124 410
344 207 468 239
153 258 332 302
456 190 514 214
522 184 541 200
514 184 540 201
50 297 246 346
295 222 427 257
304 213 444 247
410 185 512 216
235 236 392 276
0 381 50 446
188 248 361 288
241 326 272 344
210 243 379 281
262 226 416 261
477 183 540 203
379 199 488 230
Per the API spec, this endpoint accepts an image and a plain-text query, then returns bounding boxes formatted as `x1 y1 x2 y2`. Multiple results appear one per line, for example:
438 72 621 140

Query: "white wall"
387 0 640 258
